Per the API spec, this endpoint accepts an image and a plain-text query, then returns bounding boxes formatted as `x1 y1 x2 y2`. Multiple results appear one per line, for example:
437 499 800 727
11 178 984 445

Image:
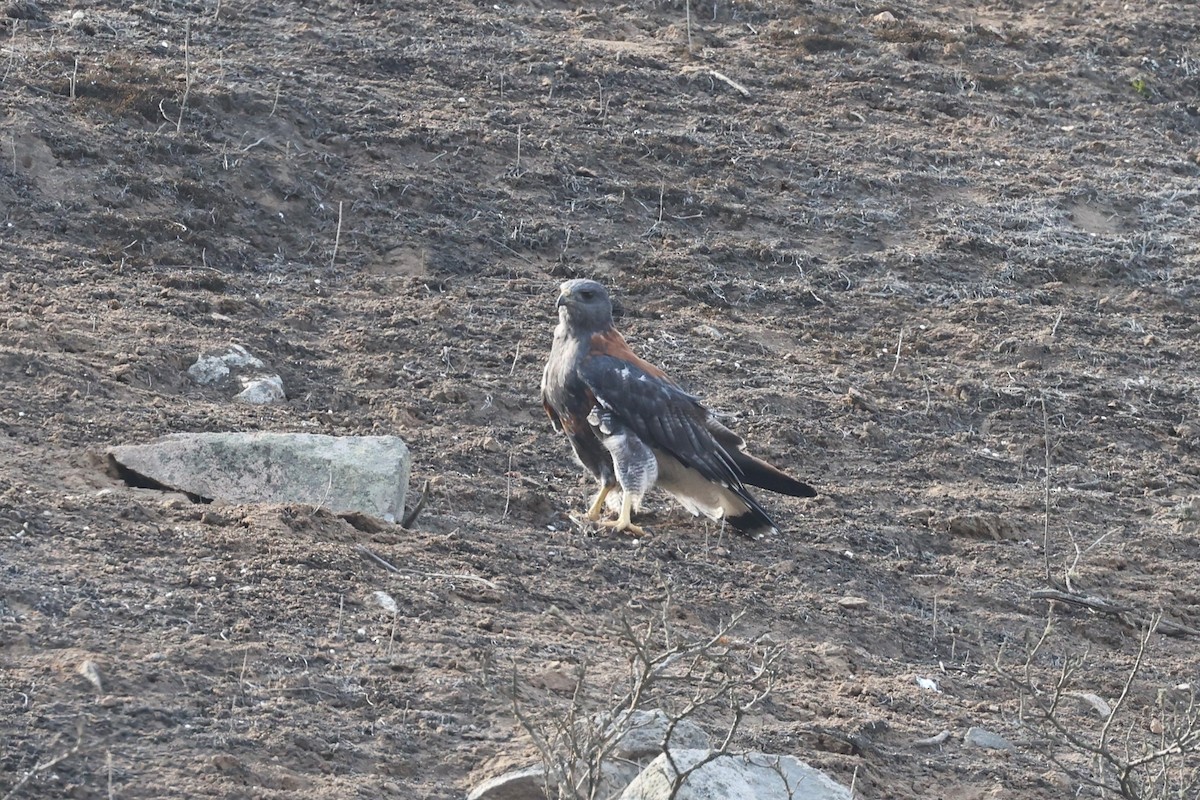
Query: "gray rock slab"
606 709 710 760
619 749 852 800
468 709 702 800
109 433 410 520
468 762 637 800
466 765 545 800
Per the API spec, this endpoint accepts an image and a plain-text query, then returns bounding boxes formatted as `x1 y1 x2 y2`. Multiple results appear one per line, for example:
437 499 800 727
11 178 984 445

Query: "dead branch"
176 20 191 134
913 730 951 748
1030 588 1199 637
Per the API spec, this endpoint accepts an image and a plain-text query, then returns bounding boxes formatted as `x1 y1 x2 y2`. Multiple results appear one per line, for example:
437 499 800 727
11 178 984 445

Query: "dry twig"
1041 396 1053 582
708 70 751 98
3 718 86 800
400 479 431 528
330 200 344 268
354 543 499 590
914 730 951 748
176 20 191 134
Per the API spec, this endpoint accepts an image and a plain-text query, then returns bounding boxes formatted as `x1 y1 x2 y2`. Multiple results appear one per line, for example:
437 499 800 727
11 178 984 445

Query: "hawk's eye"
580 290 596 300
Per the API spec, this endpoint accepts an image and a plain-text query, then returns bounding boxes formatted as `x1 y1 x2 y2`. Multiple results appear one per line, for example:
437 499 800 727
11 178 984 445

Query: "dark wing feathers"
579 353 817 503
542 366 614 483
577 364 782 535
578 354 744 489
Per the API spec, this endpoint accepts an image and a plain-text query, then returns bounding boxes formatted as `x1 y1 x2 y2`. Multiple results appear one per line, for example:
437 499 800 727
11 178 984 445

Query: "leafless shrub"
1012 393 1199 798
498 593 782 800
1000 614 1199 799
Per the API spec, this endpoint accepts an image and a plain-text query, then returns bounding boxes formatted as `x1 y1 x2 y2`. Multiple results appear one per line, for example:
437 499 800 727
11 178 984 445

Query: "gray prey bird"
540 278 815 537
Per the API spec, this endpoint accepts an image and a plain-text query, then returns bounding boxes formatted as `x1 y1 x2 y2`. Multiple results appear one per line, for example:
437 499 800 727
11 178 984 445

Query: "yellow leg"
600 491 646 537
586 485 612 521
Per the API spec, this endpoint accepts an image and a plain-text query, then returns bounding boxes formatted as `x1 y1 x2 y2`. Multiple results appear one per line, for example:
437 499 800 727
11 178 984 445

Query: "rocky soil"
2 1 1199 798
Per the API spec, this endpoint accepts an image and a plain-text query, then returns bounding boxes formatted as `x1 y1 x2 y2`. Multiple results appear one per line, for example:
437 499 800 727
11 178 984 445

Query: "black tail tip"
791 480 817 498
726 510 775 539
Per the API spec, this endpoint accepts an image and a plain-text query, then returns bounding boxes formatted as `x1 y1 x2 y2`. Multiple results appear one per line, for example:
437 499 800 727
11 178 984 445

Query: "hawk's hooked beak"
556 291 570 309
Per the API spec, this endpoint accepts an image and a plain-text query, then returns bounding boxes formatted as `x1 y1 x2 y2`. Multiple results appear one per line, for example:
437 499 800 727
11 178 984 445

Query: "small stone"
468 761 635 800
913 730 951 748
235 374 285 404
964 726 1014 750
870 11 897 25
837 596 869 610
188 344 264 385
534 661 579 694
77 659 103 692
1068 691 1112 718
371 590 398 614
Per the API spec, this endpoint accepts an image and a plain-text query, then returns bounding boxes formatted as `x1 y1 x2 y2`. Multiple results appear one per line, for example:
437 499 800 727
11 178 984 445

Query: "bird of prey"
541 278 815 537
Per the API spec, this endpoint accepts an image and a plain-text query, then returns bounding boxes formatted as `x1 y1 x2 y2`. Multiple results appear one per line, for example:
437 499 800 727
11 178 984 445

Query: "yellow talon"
598 492 646 537
600 519 646 537
586 485 612 521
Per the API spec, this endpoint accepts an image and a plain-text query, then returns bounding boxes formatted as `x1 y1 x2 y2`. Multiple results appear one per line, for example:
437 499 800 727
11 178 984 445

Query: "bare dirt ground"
2 1 1199 797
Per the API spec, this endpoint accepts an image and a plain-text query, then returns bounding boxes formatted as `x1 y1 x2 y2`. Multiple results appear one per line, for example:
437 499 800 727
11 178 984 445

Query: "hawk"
541 278 815 537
